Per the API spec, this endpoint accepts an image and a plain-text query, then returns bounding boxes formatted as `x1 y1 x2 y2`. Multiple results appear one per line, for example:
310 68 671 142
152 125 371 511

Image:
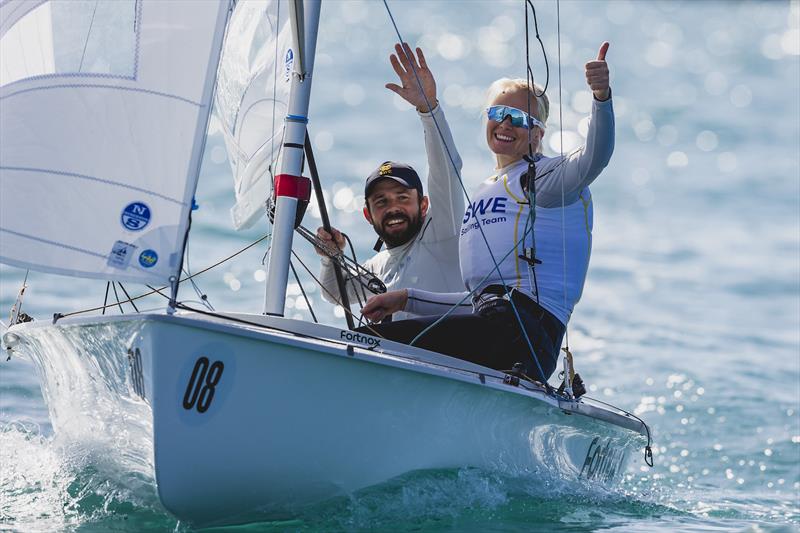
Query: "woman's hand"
361 289 408 322
585 42 610 101
385 43 438 113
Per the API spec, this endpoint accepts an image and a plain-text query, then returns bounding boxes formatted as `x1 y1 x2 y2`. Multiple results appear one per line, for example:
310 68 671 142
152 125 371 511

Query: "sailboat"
0 0 651 527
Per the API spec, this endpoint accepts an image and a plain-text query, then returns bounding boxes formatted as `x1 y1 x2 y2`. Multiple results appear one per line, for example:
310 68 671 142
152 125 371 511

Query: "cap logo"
379 163 392 176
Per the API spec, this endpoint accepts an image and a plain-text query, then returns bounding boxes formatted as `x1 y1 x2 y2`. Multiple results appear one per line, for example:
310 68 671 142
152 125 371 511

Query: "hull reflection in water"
5 312 647 527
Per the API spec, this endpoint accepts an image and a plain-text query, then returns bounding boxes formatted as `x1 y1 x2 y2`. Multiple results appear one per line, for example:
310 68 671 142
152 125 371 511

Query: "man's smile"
383 215 410 231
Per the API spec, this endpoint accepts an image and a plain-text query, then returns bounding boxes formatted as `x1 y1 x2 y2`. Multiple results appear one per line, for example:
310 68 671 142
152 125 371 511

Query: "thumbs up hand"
585 42 611 101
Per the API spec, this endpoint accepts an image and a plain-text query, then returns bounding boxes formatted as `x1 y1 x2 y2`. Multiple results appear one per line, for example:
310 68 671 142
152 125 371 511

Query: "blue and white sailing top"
406 96 615 325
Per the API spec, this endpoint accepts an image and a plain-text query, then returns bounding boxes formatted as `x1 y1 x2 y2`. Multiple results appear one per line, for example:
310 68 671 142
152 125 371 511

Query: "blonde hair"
485 78 550 126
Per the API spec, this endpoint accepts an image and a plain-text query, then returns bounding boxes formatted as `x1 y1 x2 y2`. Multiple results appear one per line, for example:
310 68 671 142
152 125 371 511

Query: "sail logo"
121 202 151 231
284 48 294 82
138 249 158 268
108 240 136 269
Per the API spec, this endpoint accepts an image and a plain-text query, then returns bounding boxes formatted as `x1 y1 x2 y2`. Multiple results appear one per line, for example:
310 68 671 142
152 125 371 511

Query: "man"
315 44 465 320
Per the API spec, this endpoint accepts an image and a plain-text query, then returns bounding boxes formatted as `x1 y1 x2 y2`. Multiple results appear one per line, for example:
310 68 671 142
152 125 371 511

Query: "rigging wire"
556 0 570 354
523 0 542 305
381 0 549 387
117 283 140 313
55 233 272 320
183 237 215 311
111 283 125 314
408 219 539 346
289 260 318 323
78 0 100 73
102 282 110 316
343 233 370 304
289 249 373 330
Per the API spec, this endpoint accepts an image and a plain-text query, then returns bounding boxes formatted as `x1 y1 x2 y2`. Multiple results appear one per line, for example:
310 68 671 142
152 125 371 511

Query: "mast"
263 0 320 316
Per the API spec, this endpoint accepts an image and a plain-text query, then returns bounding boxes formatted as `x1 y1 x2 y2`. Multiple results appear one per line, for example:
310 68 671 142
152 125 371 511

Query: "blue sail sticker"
121 202 151 231
108 241 137 269
138 249 158 268
284 48 294 82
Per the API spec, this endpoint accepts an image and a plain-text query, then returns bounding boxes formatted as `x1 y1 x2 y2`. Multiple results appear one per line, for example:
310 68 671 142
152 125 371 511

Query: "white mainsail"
0 0 230 285
214 0 293 231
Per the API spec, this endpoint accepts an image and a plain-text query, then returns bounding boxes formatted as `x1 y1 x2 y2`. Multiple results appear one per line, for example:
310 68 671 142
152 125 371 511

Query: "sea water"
1 1 798 531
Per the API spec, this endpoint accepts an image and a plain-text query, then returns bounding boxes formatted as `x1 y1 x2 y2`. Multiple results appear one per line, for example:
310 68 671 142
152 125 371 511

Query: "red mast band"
274 174 312 200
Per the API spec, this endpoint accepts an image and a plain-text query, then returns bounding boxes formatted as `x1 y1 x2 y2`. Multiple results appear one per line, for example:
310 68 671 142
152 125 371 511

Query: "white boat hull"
5 312 646 526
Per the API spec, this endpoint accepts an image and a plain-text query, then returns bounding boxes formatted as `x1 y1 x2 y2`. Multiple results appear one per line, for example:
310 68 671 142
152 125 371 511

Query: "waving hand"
385 43 438 113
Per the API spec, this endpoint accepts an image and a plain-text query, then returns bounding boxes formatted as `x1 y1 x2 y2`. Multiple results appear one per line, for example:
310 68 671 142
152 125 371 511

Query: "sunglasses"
486 105 545 130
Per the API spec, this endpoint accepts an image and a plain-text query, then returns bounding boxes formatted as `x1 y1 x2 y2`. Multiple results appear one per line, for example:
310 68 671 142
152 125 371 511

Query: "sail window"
1 0 138 88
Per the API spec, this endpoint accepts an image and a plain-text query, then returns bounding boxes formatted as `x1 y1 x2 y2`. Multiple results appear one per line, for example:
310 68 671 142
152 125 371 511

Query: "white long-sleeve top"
319 104 465 320
406 96 615 325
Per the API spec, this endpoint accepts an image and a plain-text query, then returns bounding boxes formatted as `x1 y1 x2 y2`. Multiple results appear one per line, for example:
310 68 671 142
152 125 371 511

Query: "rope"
524 0 549 96
408 220 538 345
56 233 271 319
289 249 380 334
343 233 370 305
294 224 385 297
381 0 550 386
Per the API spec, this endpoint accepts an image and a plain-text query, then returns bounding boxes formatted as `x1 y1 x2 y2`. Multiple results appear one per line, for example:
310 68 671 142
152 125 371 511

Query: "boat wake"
0 423 664 533
0 421 167 532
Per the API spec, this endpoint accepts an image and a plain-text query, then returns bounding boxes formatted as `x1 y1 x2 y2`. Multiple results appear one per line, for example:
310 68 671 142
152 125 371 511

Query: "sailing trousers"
358 291 565 382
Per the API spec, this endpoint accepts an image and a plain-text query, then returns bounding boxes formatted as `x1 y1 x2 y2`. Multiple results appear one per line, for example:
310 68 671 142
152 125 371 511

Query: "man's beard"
374 212 424 248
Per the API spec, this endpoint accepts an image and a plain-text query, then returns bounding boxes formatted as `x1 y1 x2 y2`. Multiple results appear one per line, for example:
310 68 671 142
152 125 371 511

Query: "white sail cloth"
214 0 293 230
0 0 229 284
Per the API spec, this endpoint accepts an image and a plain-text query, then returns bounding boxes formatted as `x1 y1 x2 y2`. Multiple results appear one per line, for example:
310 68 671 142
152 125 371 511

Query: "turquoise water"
1 1 799 531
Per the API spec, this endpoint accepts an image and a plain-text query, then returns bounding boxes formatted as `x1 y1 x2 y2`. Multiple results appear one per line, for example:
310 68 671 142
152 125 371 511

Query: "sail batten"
0 166 187 205
0 83 206 107
0 0 230 285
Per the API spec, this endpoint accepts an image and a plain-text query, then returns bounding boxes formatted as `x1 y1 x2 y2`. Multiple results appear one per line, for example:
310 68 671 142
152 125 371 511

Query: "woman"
360 42 614 382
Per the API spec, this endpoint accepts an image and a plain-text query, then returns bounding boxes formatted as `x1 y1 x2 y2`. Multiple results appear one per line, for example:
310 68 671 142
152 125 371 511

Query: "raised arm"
536 42 614 207
386 43 464 241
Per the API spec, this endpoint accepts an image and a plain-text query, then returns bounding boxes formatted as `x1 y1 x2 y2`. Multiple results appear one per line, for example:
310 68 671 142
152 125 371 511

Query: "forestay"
0 0 229 285
214 0 293 231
